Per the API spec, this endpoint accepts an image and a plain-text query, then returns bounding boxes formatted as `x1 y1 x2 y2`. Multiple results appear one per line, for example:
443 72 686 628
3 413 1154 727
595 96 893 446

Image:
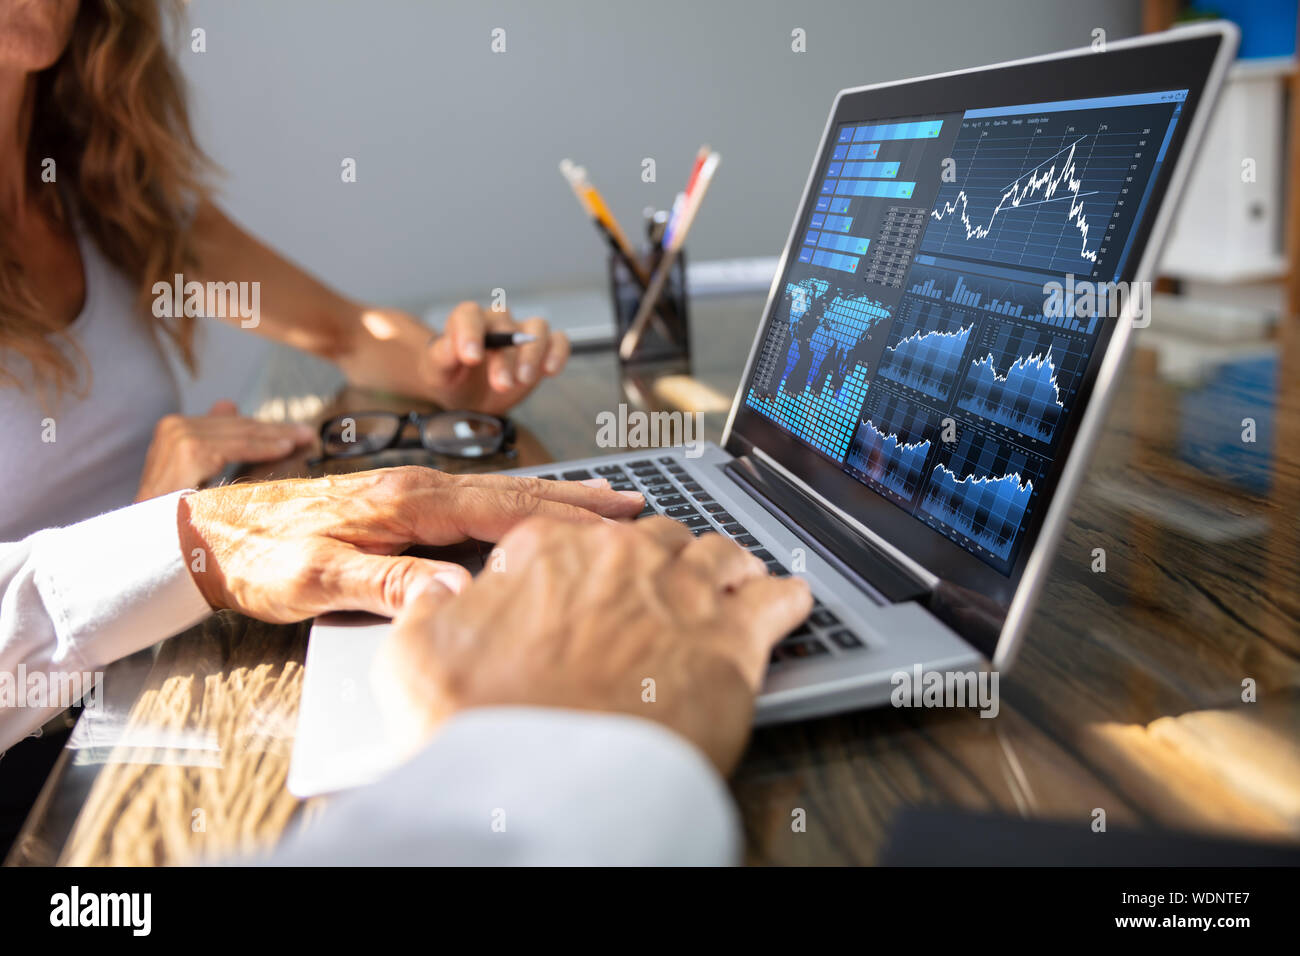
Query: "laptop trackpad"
289 540 491 797
290 613 397 797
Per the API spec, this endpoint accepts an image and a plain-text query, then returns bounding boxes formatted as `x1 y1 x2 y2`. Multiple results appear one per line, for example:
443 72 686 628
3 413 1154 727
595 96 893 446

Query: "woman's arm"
187 202 570 415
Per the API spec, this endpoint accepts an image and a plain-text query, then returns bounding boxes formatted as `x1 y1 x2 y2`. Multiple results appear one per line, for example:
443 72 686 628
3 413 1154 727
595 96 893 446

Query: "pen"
484 331 536 349
645 207 669 247
665 145 710 247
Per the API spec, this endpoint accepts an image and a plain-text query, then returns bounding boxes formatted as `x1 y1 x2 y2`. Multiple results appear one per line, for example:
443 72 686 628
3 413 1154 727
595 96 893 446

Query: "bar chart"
797 119 945 275
905 259 1099 335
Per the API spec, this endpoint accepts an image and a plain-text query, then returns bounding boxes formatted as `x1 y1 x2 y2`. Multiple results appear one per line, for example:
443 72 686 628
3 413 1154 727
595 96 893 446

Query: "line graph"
959 351 1064 443
877 300 973 400
924 465 1033 562
920 427 1044 563
931 138 1099 264
845 392 935 500
922 120 1141 274
955 324 1088 445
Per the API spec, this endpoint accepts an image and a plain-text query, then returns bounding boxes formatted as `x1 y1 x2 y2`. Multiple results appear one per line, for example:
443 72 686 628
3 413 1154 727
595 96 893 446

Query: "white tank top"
0 225 180 541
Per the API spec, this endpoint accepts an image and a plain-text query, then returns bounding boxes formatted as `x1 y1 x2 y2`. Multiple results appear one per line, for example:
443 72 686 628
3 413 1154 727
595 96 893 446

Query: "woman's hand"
187 204 569 416
136 400 315 501
417 302 571 416
340 303 570 416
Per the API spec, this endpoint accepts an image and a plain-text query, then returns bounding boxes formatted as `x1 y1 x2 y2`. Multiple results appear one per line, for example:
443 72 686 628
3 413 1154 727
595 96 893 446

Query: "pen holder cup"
609 248 690 367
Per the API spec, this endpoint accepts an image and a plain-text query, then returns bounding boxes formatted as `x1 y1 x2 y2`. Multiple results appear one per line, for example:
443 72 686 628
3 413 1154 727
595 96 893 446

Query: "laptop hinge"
724 455 929 604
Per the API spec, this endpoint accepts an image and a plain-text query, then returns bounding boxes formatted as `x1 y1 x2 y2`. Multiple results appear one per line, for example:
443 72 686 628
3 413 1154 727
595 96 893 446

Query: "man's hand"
176 467 644 623
375 516 812 774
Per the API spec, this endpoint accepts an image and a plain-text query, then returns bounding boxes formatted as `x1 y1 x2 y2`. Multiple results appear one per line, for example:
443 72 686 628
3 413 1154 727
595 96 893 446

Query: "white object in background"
1139 292 1276 388
1161 58 1293 282
1148 291 1276 344
686 256 780 296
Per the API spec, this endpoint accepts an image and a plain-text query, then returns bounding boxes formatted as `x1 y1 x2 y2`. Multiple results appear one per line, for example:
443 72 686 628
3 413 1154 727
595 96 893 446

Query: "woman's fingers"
425 330 463 375
211 435 301 463
514 316 550 386
203 417 314 443
443 302 488 366
424 301 569 405
542 330 571 377
482 309 520 392
178 418 316 469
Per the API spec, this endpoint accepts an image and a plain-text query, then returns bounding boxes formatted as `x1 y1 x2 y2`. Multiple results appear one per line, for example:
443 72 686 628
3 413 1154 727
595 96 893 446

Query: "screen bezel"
723 29 1232 650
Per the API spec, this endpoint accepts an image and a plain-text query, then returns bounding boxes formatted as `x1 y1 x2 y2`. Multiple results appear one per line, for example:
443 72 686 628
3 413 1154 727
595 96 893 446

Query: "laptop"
289 24 1238 797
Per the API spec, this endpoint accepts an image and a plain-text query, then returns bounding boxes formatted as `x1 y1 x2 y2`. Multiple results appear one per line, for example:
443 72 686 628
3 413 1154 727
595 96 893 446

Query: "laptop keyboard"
536 457 866 668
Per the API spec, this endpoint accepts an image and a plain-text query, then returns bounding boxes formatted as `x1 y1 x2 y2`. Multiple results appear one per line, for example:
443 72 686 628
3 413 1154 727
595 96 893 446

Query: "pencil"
560 160 650 287
560 159 675 341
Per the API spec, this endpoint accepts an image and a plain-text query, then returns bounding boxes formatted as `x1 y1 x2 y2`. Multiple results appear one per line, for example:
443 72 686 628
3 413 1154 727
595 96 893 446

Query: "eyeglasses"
314 410 516 462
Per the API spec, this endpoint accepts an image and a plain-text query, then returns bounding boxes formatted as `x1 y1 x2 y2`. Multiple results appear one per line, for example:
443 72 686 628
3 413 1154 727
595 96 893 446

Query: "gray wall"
174 0 1141 407
180 0 1141 302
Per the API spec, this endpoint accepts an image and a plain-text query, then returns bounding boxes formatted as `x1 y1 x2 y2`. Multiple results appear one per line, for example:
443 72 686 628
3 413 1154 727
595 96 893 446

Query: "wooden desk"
8 295 1299 866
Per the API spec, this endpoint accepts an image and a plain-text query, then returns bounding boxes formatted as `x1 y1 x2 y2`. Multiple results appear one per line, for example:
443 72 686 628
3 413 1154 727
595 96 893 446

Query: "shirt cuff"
30 491 212 672
271 707 742 866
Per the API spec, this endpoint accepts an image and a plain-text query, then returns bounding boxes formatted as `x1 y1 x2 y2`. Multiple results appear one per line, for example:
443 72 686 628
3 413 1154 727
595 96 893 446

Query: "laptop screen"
739 88 1188 576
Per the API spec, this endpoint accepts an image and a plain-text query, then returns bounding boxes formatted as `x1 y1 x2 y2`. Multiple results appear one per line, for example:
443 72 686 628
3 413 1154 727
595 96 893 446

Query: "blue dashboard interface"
743 90 1188 574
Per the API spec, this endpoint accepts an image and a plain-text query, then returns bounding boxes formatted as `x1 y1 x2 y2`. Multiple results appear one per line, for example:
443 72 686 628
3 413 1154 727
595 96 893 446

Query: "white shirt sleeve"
269 707 741 866
0 492 212 749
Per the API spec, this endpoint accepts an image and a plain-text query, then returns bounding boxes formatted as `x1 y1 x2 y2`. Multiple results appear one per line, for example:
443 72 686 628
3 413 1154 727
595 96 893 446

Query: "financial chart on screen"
744 89 1187 572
